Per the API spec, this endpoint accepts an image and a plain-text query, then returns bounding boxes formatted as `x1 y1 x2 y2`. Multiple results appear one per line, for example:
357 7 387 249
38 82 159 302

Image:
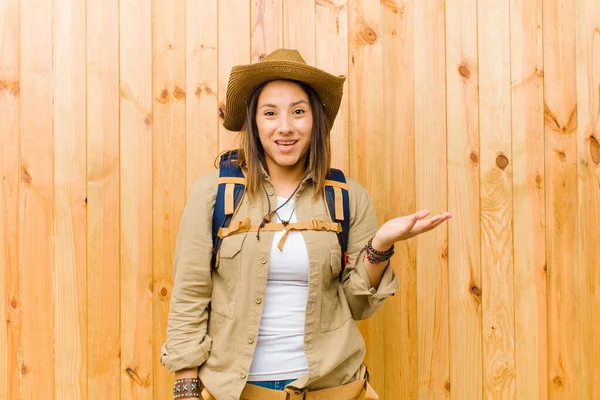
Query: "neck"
265 163 306 198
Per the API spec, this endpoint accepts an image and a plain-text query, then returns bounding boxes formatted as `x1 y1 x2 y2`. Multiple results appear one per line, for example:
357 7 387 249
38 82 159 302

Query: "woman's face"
255 80 313 176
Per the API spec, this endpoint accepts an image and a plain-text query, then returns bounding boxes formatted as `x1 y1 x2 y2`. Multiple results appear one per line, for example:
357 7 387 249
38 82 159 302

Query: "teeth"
277 141 296 145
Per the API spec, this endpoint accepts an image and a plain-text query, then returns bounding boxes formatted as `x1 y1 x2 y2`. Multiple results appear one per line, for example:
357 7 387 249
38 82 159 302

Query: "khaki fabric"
160 170 398 400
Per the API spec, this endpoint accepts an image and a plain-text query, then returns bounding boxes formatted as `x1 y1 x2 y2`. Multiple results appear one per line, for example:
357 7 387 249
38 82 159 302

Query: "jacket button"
240 372 247 379
260 258 267 265
255 297 262 304
248 337 254 344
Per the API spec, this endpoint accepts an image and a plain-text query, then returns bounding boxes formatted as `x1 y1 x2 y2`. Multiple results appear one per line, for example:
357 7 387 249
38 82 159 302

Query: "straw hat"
222 49 346 132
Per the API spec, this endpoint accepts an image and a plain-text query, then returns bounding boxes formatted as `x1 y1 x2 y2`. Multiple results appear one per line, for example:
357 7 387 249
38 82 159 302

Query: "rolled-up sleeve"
160 172 217 373
341 179 399 320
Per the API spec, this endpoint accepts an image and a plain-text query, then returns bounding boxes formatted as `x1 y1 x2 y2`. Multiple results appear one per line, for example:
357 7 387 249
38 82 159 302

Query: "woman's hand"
372 209 452 251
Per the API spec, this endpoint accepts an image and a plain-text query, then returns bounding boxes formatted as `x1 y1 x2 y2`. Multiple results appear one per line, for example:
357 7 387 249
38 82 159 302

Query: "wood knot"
552 376 563 387
126 367 150 387
159 285 169 299
362 27 378 44
496 155 509 170
158 88 170 104
458 64 471 79
21 364 29 375
589 135 600 164
10 299 18 309
535 175 542 184
10 81 20 97
470 152 479 164
218 102 226 120
22 168 32 184
173 86 186 100
444 381 451 392
470 285 482 297
144 114 153 127
259 54 266 61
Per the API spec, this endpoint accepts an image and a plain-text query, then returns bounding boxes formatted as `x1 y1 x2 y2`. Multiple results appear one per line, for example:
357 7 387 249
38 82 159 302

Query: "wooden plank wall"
1 0 599 399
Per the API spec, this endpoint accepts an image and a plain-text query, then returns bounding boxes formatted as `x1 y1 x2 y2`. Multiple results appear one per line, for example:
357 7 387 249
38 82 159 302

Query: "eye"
263 110 276 117
293 109 306 115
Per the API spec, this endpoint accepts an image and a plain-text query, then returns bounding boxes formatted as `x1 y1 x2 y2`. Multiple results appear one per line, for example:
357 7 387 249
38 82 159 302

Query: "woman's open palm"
376 209 452 246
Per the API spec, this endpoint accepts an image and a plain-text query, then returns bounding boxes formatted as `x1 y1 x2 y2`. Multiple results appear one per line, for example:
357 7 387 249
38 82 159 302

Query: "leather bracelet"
367 237 395 257
173 378 200 399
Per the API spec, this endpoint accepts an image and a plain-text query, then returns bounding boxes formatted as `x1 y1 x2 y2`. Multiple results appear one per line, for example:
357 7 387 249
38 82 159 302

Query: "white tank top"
247 197 310 381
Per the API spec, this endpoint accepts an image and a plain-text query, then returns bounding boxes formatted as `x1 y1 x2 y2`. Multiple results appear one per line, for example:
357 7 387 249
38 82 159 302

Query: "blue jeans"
249 379 296 391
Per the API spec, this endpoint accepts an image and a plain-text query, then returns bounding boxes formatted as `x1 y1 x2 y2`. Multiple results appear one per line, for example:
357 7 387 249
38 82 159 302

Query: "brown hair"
236 80 332 198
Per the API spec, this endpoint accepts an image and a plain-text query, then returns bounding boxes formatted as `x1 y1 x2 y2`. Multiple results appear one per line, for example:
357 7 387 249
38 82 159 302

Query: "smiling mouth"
275 140 298 147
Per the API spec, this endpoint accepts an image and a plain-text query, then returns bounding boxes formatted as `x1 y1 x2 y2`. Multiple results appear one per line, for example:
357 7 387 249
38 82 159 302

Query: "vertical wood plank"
251 0 283 63
316 0 349 173
543 0 579 396
575 0 600 396
218 0 250 152
348 0 386 394
478 0 515 397
445 0 482 397
283 0 315 66
510 0 547 398
380 0 417 399
152 0 186 397
120 0 153 398
0 1 21 398
187 0 219 191
20 0 55 396
53 0 87 397
413 0 449 396
87 0 120 396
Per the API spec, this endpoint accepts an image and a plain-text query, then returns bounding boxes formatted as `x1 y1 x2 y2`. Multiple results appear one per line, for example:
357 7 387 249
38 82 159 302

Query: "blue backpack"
211 150 350 272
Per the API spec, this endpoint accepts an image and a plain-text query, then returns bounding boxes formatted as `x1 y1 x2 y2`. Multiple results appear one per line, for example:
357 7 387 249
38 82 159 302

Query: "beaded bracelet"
365 237 395 264
173 378 200 399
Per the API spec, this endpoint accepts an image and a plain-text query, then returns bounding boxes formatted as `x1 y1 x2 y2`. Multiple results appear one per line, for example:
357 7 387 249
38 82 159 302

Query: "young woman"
161 49 451 400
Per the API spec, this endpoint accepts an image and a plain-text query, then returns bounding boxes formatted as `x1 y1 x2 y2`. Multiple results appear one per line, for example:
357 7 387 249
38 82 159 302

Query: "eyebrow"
258 99 309 109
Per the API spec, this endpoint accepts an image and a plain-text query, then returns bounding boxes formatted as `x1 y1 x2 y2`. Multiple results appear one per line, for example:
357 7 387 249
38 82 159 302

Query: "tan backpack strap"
325 180 347 221
324 179 348 190
224 183 235 215
333 187 344 220
218 219 342 250
218 177 246 185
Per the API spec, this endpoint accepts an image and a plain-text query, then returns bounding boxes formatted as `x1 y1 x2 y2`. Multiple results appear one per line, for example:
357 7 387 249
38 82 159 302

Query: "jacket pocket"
211 233 246 319
320 248 352 332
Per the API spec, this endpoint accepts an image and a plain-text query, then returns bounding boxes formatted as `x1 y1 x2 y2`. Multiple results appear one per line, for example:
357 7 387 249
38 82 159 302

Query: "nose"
277 115 293 134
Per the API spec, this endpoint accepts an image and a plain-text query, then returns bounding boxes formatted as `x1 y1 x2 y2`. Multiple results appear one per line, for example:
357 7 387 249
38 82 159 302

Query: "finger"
414 209 431 220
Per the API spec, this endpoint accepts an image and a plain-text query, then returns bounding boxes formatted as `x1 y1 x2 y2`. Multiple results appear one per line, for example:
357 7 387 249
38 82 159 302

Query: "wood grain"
218 0 250 151
283 0 315 66
20 0 55 396
348 0 386 394
446 0 483 397
251 0 283 63
0 1 21 399
478 0 515 397
187 0 219 192
316 0 349 173
413 0 450 397
152 0 187 397
543 0 580 396
510 0 547 398
54 0 88 396
120 0 153 398
87 0 121 396
575 0 600 396
380 0 417 399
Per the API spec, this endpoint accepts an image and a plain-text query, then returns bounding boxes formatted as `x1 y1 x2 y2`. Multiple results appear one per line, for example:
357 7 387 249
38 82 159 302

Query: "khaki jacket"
160 170 398 400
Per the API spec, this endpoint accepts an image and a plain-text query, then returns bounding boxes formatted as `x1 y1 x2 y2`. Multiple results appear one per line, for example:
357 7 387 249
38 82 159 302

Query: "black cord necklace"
256 180 302 240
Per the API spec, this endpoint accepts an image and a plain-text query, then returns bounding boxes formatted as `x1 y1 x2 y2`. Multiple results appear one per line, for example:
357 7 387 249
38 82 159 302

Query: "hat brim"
222 60 346 132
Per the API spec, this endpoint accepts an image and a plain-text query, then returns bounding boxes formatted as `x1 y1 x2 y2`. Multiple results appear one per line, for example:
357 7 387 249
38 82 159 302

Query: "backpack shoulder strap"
324 168 350 270
212 150 246 268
